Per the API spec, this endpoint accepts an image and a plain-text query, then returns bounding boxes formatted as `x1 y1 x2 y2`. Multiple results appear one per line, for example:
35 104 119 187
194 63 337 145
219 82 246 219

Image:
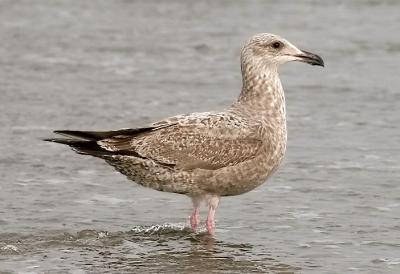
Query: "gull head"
241 33 324 69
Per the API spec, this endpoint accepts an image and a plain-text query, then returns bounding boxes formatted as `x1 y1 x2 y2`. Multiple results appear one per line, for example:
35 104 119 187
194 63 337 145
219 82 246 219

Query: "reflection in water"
0 224 300 273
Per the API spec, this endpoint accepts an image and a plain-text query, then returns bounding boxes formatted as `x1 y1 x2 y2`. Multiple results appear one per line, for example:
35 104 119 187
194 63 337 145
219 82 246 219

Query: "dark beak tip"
314 60 325 67
297 50 324 67
314 55 325 67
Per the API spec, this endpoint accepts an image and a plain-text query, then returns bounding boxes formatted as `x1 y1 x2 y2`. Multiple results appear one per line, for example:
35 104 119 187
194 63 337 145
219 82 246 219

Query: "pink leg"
190 196 201 231
206 195 220 235
190 207 200 230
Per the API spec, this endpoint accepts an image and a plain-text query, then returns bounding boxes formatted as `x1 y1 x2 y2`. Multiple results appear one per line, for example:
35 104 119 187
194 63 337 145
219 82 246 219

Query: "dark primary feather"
44 127 158 157
43 126 158 158
44 137 143 158
54 127 155 141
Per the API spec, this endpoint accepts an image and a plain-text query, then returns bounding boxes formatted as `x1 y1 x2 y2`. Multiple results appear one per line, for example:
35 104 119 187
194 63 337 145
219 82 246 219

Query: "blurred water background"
0 0 399 273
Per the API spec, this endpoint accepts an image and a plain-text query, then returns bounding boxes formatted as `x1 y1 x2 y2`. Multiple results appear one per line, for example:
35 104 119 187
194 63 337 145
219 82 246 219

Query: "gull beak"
293 50 324 67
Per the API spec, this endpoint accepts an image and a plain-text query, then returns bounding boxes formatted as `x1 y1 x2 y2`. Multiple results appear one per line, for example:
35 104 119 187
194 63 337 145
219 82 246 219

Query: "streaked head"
241 33 324 68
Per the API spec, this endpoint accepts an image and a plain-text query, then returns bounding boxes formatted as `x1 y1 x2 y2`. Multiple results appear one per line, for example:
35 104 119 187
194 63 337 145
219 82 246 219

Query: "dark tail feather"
44 138 113 157
53 127 155 141
44 138 142 158
44 126 162 158
43 138 84 145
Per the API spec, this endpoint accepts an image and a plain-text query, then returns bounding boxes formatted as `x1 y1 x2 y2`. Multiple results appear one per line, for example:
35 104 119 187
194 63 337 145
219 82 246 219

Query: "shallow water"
1 0 400 273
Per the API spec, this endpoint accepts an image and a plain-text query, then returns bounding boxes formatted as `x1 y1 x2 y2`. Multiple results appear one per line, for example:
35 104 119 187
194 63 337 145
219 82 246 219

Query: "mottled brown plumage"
45 33 324 234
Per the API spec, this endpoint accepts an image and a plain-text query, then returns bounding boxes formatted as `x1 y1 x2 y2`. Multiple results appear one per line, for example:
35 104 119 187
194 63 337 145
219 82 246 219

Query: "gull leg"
190 196 201 231
206 195 220 235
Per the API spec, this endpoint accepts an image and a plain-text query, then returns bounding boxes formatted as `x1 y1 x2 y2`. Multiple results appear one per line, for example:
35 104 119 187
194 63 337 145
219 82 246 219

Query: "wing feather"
98 114 263 170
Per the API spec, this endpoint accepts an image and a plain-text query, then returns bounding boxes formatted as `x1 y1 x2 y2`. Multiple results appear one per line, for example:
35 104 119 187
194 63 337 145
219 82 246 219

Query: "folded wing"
46 114 263 171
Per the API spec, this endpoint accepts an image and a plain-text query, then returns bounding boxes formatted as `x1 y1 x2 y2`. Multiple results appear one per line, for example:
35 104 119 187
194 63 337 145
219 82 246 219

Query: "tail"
44 128 152 158
43 138 114 157
52 127 154 141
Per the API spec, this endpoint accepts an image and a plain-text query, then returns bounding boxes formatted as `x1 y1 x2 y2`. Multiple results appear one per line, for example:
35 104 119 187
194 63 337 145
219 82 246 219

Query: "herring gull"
45 33 324 234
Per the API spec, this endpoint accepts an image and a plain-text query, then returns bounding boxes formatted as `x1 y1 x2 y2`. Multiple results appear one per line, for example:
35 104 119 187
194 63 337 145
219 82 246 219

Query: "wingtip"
43 138 79 145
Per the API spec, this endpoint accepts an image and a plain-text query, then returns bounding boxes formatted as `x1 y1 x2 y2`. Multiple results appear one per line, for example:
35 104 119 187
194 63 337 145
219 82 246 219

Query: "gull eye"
271 41 282 49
